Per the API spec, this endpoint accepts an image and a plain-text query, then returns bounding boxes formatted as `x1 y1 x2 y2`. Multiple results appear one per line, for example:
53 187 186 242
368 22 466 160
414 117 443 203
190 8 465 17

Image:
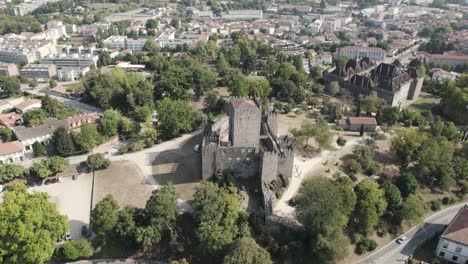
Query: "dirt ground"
93 161 153 208
151 133 203 201
29 172 93 241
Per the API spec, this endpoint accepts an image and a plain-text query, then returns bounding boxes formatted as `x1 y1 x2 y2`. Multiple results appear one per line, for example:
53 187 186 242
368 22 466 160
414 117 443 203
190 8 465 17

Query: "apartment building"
0 141 25 165
336 46 386 61
40 53 98 68
0 63 19 77
20 64 57 80
221 10 263 20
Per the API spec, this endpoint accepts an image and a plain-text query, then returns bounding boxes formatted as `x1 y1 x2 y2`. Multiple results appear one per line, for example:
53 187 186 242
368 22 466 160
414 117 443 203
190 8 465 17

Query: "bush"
129 141 144 152
32 141 47 157
118 145 128 154
336 136 347 146
356 237 378 254
430 200 442 211
442 196 456 205
58 239 93 261
460 181 468 195
350 160 362 174
352 233 364 244
86 153 110 171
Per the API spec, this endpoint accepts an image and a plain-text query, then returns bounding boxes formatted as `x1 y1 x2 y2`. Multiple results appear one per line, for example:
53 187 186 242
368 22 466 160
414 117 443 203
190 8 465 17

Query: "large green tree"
400 195 426 226
23 108 47 127
193 182 241 255
0 164 25 183
157 98 196 139
135 183 179 249
295 178 356 262
91 195 120 242
290 120 333 150
391 129 428 166
53 127 77 156
354 180 387 235
223 237 272 264
0 183 68 263
99 109 122 138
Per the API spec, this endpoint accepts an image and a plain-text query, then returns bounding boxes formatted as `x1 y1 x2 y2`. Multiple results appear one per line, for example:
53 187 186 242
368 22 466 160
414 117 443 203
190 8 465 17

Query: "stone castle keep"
201 98 294 214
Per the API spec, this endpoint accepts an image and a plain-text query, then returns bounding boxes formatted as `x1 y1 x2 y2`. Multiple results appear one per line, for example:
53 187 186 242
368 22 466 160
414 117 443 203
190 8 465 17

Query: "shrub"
430 200 442 211
349 160 362 174
356 237 378 254
118 145 128 154
32 141 47 157
351 233 364 244
129 141 144 152
460 181 468 195
336 136 347 146
58 239 93 261
442 196 456 205
86 153 110 171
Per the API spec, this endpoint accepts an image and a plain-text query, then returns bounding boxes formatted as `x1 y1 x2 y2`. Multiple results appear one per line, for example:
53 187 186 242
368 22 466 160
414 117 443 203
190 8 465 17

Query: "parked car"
72 174 78 180
58 177 64 183
81 225 88 237
65 231 72 241
0 185 3 192
396 236 408 244
193 144 200 152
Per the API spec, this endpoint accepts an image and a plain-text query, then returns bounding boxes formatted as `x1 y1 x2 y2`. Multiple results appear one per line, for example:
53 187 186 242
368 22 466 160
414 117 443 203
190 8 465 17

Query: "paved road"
21 82 103 113
353 202 467 264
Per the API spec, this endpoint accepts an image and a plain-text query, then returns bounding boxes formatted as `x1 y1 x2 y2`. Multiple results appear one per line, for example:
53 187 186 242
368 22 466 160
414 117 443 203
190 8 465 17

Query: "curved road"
353 202 467 264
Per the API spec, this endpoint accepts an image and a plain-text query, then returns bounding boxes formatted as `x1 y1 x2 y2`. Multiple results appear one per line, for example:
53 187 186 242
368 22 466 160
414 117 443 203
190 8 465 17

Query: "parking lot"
29 172 93 241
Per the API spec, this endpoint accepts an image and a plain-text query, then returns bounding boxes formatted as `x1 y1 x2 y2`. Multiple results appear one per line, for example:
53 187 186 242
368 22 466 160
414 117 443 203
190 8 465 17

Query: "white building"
13 99 42 114
0 141 25 164
335 46 386 61
220 10 263 20
435 205 468 264
20 64 57 80
0 63 19 76
56 66 90 81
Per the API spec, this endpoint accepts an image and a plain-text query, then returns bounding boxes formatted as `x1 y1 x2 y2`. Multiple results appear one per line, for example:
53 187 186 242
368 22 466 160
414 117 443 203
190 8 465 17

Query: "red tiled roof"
338 46 385 52
14 99 41 111
348 117 377 125
0 141 24 156
0 113 22 128
441 205 468 245
231 99 258 109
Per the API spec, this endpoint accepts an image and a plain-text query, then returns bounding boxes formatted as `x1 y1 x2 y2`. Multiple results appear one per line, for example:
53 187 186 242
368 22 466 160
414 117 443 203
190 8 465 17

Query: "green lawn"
408 94 440 112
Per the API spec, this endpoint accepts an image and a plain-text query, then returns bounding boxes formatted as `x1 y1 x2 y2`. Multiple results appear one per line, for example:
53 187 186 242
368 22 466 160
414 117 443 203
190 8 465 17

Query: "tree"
157 98 196 139
193 67 218 98
396 172 419 197
247 78 272 107
3 79 21 94
223 237 272 264
193 182 241 255
86 153 110 172
400 195 426 226
99 109 122 138
135 183 179 249
381 181 402 211
91 195 119 241
391 130 427 166
417 138 455 189
145 18 158 29
360 94 382 114
31 160 52 178
354 180 387 235
49 79 57 88
32 141 47 157
74 124 102 152
295 178 355 262
378 106 400 125
48 156 69 173
58 239 94 261
225 69 250 97
0 164 25 183
0 183 68 263
53 127 77 157
0 127 15 142
352 145 381 175
22 108 47 127
290 120 333 150
328 81 340 96
440 86 468 125
134 105 153 123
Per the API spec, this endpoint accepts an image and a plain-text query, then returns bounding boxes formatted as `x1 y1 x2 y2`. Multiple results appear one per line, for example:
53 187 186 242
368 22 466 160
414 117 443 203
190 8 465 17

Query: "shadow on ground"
151 134 203 201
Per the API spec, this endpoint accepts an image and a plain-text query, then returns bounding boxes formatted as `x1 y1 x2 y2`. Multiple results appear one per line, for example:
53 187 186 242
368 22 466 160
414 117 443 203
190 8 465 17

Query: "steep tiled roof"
348 117 377 125
0 141 23 156
231 99 259 109
441 205 468 246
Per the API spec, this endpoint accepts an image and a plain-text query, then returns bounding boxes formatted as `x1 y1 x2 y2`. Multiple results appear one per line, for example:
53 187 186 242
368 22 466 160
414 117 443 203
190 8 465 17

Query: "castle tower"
227 98 262 148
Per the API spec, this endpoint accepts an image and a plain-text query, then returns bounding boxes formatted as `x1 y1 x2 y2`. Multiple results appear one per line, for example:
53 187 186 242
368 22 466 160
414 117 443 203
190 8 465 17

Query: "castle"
201 98 294 215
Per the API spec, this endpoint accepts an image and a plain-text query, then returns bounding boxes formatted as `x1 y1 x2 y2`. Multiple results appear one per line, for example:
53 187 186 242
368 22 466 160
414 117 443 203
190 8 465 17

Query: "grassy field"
408 93 440 112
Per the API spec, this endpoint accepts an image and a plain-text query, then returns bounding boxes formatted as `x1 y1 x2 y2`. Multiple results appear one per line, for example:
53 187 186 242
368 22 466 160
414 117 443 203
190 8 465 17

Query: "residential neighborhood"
0 0 466 263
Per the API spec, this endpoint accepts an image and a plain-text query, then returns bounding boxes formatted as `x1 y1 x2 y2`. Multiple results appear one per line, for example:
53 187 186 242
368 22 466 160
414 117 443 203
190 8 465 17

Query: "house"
13 112 100 151
13 99 42 114
336 46 386 61
337 117 377 132
435 204 468 264
0 141 25 164
0 112 22 129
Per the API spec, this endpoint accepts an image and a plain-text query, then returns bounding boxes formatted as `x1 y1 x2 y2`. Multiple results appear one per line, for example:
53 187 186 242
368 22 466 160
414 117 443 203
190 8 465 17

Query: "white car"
65 232 72 241
396 236 408 244
193 144 200 152
58 177 64 183
0 185 3 192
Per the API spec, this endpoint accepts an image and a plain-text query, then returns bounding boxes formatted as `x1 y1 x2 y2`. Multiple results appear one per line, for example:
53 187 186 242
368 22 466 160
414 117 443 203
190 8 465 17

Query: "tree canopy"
0 183 68 263
223 237 272 264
